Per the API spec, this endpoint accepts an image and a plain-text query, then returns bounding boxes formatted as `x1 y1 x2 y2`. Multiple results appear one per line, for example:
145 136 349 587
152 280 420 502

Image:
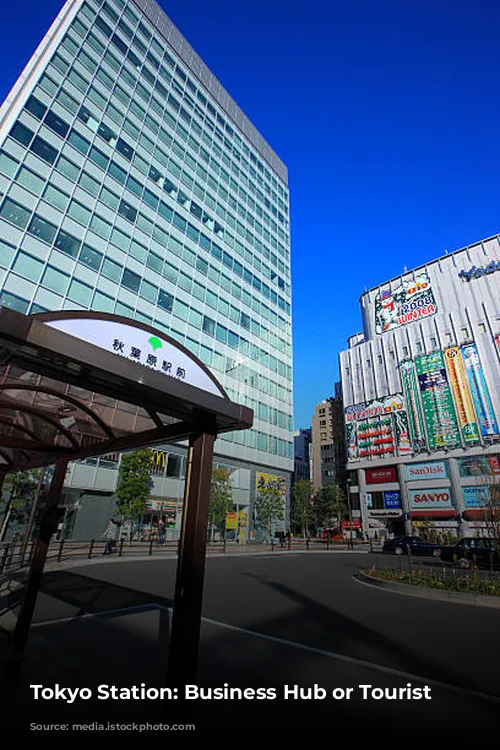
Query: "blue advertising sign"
462 486 491 508
461 344 499 437
384 491 401 508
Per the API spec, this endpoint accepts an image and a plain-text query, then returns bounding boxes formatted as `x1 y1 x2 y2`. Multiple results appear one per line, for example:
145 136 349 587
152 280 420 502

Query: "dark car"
440 537 500 569
382 536 442 557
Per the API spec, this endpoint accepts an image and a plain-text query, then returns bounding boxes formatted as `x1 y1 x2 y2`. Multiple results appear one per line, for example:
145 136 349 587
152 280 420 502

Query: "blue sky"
1 0 500 429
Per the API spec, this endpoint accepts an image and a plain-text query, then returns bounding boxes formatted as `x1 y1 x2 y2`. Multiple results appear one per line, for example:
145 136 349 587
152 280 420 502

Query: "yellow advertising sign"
226 512 237 530
444 348 480 444
256 472 286 496
152 449 166 468
237 510 248 544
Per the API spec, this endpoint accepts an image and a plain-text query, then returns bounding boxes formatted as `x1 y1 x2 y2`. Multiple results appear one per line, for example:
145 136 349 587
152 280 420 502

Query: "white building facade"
340 238 500 540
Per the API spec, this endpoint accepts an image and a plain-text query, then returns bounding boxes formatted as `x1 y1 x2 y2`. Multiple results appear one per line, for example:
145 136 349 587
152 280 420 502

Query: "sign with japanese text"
45 318 225 397
345 394 411 460
444 347 480 445
415 352 461 450
255 472 286 496
461 344 499 437
374 273 437 334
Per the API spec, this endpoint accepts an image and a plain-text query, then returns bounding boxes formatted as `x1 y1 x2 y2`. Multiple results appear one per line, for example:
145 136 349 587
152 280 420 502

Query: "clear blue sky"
1 0 500 429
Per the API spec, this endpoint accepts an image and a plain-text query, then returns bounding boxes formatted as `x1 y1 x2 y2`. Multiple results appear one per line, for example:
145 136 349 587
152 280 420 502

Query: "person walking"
102 518 118 555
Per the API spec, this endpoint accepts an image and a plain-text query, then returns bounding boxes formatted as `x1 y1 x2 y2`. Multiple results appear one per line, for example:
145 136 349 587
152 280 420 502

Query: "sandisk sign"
406 461 447 480
409 489 452 510
365 467 397 484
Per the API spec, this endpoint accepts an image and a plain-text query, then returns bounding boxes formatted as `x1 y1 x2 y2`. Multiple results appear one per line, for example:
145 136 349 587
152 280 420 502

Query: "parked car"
440 537 499 569
382 536 442 557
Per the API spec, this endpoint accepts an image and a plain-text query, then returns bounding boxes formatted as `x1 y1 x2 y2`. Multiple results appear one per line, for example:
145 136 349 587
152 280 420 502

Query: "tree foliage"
254 485 285 540
1 469 42 540
208 468 234 537
115 449 154 521
292 480 314 535
313 483 346 528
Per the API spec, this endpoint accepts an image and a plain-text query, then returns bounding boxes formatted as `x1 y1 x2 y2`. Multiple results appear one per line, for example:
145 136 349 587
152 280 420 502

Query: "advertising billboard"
461 344 499 437
256 472 286 496
365 467 398 484
400 360 427 452
409 489 453 511
374 273 437 335
415 352 461 450
345 394 411 460
384 491 401 508
462 486 491 508
444 347 480 445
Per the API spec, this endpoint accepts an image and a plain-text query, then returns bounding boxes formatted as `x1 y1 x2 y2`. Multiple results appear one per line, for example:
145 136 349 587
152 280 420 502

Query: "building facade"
340 238 500 540
311 391 346 495
293 427 311 483
0 0 293 540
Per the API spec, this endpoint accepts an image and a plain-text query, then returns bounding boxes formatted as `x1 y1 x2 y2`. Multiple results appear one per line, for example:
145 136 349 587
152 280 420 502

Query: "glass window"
140 280 158 303
68 277 92 306
56 89 79 114
68 200 91 225
55 230 80 258
90 214 111 238
162 261 177 283
78 243 102 270
79 172 100 197
121 267 141 292
166 453 181 478
68 130 90 154
30 135 58 164
118 200 137 222
0 151 19 177
42 265 69 294
12 251 44 282
0 198 31 229
25 96 47 120
44 183 70 211
101 257 122 281
99 187 119 211
129 239 146 262
56 155 80 181
109 161 127 184
44 110 69 138
16 166 45 194
89 147 109 170
202 316 215 336
93 290 114 312
0 291 29 313
158 290 173 312
116 137 134 161
10 122 34 146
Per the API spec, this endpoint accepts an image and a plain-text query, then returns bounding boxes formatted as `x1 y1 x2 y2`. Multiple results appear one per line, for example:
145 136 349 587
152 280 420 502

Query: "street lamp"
346 477 354 550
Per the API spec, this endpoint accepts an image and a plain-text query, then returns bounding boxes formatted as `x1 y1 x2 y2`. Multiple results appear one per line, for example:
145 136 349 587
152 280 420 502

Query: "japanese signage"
374 273 437 335
365 467 398 484
400 360 427 451
408 487 452 510
409 489 453 510
462 486 491 508
345 394 411 460
444 348 480 445
368 509 402 518
226 512 238 530
461 344 499 437
45 317 225 397
341 520 362 529
256 473 286 496
384 491 401 508
406 461 447 480
415 352 461 450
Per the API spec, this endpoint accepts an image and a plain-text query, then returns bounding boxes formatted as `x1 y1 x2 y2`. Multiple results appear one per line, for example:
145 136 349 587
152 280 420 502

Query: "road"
3 551 500 736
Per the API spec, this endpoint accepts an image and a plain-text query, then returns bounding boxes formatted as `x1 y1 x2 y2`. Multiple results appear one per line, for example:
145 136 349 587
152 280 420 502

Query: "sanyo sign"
409 489 452 510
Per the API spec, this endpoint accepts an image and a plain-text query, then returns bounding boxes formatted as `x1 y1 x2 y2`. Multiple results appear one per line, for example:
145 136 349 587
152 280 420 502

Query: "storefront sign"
444 348 480 445
365 467 398 484
369 509 402 518
374 273 437 334
45 317 225 397
384 491 401 508
461 344 499 437
409 489 453 510
400 360 427 451
458 455 500 477
341 520 362 529
462 486 491 508
458 260 500 282
365 492 373 508
226 512 238 530
415 352 461 450
406 461 447 480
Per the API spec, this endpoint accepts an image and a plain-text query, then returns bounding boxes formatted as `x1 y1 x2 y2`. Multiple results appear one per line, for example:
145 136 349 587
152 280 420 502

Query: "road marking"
30 603 500 705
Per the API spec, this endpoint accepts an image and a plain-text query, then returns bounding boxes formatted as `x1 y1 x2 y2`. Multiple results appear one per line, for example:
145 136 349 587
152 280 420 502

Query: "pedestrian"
158 520 165 546
102 518 118 555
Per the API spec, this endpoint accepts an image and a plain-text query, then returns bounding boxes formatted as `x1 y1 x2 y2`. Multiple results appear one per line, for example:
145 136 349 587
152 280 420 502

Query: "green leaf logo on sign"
148 336 163 351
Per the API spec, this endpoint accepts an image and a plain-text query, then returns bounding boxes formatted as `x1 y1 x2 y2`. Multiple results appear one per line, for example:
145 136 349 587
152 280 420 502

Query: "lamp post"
346 477 354 549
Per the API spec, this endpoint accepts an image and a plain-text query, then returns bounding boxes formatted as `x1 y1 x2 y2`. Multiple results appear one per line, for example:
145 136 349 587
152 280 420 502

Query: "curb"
356 570 500 609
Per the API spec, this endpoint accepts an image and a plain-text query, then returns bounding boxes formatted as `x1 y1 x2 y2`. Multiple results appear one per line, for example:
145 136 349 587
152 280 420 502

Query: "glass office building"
0 0 293 540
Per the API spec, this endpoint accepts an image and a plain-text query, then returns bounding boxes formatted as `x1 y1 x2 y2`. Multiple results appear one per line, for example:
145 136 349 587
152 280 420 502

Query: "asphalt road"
4 551 500 737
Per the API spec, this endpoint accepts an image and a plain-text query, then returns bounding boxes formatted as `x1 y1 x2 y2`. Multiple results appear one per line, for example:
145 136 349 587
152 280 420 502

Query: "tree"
115 449 154 536
254 485 285 542
208 468 233 541
0 469 42 541
292 480 314 538
480 477 500 567
313 483 346 531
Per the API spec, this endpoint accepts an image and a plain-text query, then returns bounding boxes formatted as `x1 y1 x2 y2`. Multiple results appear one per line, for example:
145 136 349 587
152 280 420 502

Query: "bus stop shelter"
0 307 253 686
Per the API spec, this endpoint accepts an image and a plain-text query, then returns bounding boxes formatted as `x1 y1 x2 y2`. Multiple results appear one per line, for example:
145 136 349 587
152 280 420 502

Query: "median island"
363 567 500 597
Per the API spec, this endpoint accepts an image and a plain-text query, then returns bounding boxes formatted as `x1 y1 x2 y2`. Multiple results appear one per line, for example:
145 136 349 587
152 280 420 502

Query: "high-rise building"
293 428 311 483
311 390 346 495
0 0 293 541
340 238 500 540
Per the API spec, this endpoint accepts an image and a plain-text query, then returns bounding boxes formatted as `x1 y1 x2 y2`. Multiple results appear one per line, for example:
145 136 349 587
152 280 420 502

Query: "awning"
411 510 457 518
